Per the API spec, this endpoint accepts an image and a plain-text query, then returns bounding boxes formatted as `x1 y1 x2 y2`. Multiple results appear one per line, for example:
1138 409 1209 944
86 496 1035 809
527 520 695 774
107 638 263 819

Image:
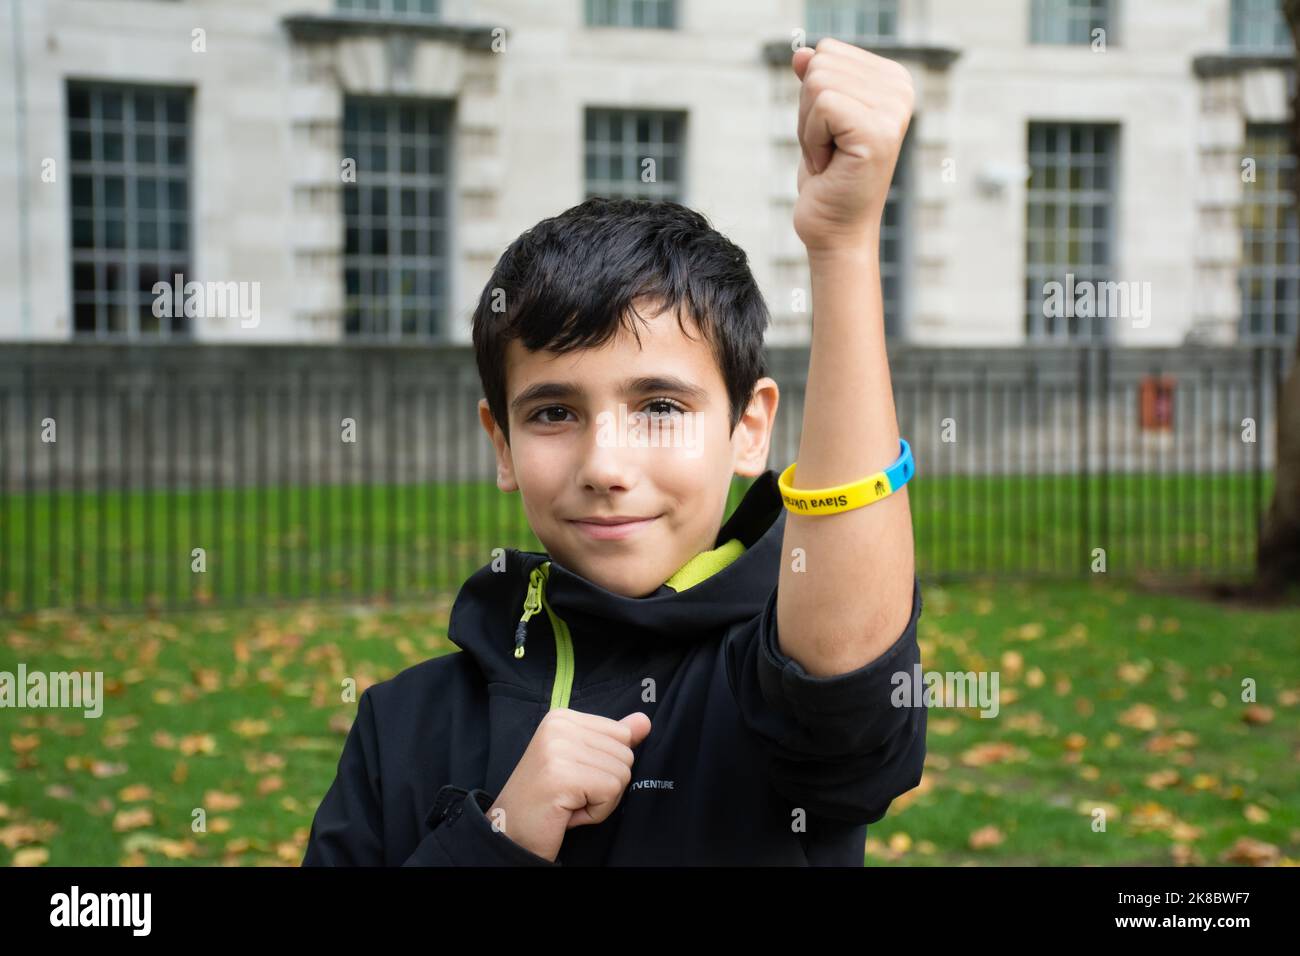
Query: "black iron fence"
0 342 1291 614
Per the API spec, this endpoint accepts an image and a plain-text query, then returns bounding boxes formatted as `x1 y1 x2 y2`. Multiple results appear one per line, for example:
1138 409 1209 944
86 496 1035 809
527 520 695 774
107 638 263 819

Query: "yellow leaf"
888 832 912 853
13 847 49 867
178 733 217 756
1244 804 1270 824
1242 705 1274 726
204 790 242 812
969 825 1004 849
1118 703 1158 730
231 718 271 738
960 742 1027 767
1144 769 1180 790
1219 837 1280 866
112 807 154 832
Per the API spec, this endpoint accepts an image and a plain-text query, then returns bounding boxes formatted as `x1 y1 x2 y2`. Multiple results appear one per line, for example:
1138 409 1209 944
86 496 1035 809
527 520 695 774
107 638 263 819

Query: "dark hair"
472 197 770 445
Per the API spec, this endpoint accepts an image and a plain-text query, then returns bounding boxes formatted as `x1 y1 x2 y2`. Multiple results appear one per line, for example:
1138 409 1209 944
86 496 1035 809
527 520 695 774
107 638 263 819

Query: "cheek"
510 440 568 497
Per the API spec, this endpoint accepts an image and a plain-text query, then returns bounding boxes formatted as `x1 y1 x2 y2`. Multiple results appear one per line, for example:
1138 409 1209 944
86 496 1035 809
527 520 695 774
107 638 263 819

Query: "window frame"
1229 0 1291 52
66 79 195 341
583 107 687 203
1239 122 1300 343
333 0 441 21
1023 121 1120 343
1029 0 1115 47
804 0 901 43
341 95 453 342
584 0 677 30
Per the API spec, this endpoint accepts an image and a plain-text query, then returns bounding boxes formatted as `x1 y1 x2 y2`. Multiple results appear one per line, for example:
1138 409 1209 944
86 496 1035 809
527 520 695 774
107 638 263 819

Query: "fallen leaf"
969 825 1004 849
112 808 154 832
1118 704 1158 731
1242 705 1274 726
204 791 242 812
178 733 217 756
12 847 48 867
1244 804 1270 824
1144 769 1180 790
1220 837 1280 866
960 742 1028 767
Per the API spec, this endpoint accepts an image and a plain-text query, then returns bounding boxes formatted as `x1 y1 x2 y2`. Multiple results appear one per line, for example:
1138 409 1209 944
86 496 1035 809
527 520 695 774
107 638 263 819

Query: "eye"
645 398 687 416
527 405 573 424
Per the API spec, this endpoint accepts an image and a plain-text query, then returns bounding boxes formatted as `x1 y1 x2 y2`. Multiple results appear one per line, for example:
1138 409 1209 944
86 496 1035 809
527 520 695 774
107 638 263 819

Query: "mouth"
567 514 663 541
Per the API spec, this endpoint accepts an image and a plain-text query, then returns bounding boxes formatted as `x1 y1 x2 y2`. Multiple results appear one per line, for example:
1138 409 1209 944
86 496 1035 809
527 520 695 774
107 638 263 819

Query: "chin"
579 560 659 598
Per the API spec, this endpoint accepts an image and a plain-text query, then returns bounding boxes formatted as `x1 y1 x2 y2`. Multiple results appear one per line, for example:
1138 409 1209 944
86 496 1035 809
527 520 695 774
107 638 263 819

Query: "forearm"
775 231 916 677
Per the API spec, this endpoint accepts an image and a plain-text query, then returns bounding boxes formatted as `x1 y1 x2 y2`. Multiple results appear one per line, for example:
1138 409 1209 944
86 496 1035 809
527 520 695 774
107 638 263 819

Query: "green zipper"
514 562 575 710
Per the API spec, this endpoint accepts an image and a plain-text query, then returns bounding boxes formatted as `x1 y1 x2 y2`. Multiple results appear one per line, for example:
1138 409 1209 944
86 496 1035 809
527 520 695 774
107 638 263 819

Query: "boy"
303 39 924 866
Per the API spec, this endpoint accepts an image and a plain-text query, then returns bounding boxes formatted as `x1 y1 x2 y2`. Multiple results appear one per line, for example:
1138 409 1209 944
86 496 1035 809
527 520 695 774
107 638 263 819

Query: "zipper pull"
515 566 544 659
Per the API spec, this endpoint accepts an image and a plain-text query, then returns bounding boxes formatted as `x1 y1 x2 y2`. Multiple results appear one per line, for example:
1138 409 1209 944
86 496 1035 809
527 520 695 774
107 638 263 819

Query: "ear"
731 377 779 478
479 398 519 492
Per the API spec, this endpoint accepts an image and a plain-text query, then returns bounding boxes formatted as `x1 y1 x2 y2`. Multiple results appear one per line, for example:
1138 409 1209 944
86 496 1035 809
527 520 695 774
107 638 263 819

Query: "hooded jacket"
301 469 926 866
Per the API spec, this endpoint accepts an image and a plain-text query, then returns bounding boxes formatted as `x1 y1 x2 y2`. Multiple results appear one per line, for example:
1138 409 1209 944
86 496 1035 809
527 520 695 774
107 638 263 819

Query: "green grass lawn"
1 578 1295 866
1 472 1274 611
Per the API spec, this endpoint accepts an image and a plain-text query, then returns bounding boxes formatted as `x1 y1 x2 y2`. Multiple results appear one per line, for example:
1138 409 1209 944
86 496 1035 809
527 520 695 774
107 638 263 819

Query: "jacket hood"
446 469 788 690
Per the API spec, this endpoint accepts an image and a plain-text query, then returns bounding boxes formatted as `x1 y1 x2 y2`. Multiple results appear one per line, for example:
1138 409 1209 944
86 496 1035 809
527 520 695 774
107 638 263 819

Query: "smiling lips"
568 514 661 540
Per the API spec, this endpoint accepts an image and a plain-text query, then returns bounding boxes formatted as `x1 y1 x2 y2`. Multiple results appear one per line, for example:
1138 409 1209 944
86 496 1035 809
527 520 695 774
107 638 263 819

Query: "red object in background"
1139 375 1175 432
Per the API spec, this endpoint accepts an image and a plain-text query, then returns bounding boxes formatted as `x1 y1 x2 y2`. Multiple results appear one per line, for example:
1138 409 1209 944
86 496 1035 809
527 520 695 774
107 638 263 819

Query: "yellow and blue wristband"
777 438 914 516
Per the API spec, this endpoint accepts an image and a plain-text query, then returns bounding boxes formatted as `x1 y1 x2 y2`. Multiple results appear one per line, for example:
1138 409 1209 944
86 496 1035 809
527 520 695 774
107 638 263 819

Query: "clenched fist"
791 37 915 253
487 708 652 863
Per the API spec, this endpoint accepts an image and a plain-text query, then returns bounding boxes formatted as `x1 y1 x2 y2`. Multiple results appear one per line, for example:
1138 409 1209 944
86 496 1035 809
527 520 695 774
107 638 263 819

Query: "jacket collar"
447 469 787 679
522 469 784 642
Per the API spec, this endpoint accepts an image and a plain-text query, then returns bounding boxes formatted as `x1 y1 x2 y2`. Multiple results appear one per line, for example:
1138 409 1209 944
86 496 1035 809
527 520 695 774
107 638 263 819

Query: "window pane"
342 95 450 340
1024 122 1117 341
586 0 675 28
1239 123 1300 341
67 82 192 339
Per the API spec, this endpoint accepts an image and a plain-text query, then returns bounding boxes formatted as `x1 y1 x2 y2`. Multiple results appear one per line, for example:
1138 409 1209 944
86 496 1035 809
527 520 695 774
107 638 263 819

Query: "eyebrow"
510 375 710 415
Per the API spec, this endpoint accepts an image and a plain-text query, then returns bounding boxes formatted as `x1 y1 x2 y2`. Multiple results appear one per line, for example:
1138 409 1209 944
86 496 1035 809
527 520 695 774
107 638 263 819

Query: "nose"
577 406 639 495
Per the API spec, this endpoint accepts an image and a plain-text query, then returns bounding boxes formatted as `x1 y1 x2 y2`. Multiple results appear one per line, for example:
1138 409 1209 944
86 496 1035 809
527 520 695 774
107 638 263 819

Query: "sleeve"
301 689 559 867
723 574 927 825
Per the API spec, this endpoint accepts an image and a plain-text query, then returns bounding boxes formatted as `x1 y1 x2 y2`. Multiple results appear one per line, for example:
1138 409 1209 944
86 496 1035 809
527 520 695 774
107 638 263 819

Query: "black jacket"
301 469 926 866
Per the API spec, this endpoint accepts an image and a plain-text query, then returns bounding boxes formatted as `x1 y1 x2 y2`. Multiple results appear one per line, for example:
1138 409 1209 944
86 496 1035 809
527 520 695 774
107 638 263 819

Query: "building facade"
1 0 1297 347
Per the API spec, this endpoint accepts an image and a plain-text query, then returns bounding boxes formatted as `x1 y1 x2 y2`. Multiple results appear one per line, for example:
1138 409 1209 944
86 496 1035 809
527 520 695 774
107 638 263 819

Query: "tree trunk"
1257 1 1300 594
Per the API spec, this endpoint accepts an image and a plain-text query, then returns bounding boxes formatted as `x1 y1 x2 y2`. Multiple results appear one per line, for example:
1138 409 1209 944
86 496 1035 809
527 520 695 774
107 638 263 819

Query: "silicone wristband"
777 438 914 516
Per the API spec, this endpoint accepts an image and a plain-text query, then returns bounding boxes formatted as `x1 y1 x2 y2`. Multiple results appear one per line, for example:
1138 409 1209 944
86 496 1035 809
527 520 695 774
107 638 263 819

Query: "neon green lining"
663 538 745 592
524 540 747 709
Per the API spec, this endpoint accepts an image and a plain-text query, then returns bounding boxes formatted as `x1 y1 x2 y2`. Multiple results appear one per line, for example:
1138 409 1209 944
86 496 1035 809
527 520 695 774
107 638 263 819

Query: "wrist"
804 238 880 269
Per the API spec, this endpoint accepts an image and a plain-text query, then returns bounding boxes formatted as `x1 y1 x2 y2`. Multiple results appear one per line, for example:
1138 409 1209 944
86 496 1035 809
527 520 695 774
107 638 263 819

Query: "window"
584 109 685 202
805 0 899 42
335 0 439 19
585 0 675 29
67 82 192 339
342 97 450 340
1024 122 1117 341
1239 124 1300 342
1229 0 1290 52
1030 0 1111 45
880 127 912 337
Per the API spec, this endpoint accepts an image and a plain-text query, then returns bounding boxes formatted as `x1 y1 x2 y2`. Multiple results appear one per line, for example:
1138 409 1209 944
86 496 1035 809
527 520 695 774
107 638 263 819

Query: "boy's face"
479 300 779 598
